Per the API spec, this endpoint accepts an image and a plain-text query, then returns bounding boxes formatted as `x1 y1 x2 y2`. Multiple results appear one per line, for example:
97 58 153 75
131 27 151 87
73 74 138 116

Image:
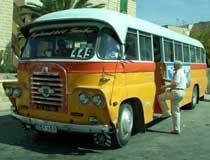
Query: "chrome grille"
31 72 64 110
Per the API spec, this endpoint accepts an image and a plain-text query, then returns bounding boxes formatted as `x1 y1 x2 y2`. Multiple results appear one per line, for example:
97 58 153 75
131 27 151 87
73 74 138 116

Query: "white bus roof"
33 8 203 48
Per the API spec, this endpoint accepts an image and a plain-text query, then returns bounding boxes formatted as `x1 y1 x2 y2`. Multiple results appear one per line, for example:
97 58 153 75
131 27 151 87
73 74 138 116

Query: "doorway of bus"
153 35 164 114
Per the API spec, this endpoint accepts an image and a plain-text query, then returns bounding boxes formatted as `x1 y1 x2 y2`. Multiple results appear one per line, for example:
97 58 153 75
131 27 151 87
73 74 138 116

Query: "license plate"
35 124 57 133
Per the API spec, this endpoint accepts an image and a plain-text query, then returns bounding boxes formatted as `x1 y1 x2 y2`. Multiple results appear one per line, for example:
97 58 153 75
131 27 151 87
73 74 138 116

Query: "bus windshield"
21 27 98 60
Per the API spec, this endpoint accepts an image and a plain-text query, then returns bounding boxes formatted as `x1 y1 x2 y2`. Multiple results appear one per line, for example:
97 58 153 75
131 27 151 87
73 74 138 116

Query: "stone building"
164 24 194 36
89 0 136 16
0 0 14 51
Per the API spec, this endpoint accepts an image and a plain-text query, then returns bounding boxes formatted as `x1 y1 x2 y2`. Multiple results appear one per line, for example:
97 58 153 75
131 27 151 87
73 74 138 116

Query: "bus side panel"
123 62 156 124
125 72 156 124
181 64 207 106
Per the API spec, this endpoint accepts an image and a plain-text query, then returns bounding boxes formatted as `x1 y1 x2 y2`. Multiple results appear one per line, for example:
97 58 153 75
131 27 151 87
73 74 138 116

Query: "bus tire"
189 86 198 109
113 103 133 147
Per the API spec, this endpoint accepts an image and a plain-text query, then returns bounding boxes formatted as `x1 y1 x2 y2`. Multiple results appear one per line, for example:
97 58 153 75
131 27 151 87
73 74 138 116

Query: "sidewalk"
0 101 11 111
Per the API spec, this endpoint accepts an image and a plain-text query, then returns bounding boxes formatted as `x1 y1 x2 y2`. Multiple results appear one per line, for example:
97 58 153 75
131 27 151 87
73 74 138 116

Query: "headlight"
13 88 22 97
5 88 13 96
79 93 90 105
92 95 104 107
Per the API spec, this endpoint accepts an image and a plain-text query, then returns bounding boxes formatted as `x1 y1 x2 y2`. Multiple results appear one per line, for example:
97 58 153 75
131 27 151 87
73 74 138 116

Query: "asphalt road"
0 99 210 160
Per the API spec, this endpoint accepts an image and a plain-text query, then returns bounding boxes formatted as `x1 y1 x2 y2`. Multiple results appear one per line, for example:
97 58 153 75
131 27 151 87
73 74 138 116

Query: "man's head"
174 60 183 71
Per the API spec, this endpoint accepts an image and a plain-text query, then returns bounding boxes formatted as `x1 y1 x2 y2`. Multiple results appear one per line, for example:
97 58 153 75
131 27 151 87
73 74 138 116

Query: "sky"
136 0 210 25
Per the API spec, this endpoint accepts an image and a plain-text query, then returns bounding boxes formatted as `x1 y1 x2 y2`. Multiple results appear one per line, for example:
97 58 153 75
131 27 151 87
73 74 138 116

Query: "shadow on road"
0 114 114 156
146 129 172 134
146 116 168 128
202 99 210 102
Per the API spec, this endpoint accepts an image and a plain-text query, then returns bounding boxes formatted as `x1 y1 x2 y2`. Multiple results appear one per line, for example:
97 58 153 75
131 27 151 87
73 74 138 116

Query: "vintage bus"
3 9 208 147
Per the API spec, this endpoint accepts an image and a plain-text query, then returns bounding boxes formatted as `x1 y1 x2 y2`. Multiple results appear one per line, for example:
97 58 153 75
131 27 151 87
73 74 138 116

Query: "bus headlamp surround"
13 88 22 97
92 94 105 107
79 93 90 105
5 88 13 96
5 88 22 97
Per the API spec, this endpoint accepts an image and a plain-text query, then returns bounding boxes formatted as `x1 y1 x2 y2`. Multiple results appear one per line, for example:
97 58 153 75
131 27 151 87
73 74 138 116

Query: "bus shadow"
0 114 114 156
202 99 210 102
146 116 169 128
146 129 171 134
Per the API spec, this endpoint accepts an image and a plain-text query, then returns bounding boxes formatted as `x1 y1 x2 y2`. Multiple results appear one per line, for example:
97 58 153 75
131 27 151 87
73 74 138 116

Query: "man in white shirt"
158 61 187 134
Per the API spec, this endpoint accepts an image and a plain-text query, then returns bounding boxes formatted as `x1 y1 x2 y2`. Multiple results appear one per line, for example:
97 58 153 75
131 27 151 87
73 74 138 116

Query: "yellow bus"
3 9 208 147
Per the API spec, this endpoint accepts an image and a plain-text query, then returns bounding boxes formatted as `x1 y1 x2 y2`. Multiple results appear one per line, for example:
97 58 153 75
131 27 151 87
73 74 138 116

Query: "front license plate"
35 124 57 133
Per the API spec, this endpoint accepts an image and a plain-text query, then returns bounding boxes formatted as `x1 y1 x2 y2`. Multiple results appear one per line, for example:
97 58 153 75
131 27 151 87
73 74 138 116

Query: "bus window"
164 40 173 62
22 27 98 60
196 47 201 63
153 36 161 62
190 46 196 63
125 31 138 60
98 28 120 60
183 45 190 62
139 33 152 61
174 43 183 61
201 48 205 63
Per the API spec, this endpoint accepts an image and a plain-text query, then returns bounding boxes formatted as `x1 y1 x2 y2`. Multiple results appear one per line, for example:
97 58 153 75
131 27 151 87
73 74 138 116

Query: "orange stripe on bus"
190 64 207 69
18 61 156 73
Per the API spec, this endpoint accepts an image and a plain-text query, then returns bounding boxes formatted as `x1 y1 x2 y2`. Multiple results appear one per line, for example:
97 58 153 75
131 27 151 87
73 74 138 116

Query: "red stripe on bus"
18 62 29 71
65 62 156 73
190 64 207 69
18 61 156 73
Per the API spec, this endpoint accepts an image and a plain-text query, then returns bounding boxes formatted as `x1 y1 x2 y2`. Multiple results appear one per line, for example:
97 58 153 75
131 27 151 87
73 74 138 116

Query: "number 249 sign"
70 47 93 59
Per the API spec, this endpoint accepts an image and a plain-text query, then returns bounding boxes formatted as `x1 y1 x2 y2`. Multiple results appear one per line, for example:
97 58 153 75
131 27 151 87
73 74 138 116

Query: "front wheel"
113 103 133 147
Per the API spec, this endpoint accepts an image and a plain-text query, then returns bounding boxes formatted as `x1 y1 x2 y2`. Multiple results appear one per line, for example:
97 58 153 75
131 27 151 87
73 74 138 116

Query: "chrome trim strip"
32 91 63 97
33 72 59 76
31 82 63 87
31 87 62 92
12 113 110 133
19 59 120 62
31 77 62 82
32 96 63 102
32 100 61 106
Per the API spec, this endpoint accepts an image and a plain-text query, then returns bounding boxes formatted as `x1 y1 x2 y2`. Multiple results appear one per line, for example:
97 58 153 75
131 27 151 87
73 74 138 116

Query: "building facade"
0 0 14 51
164 24 194 36
89 0 136 16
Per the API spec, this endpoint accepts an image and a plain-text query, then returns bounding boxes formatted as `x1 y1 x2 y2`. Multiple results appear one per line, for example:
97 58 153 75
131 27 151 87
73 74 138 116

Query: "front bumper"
12 112 111 134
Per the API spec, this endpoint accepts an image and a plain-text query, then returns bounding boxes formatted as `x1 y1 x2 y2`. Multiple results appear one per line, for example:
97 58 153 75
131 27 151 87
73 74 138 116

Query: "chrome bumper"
12 112 111 133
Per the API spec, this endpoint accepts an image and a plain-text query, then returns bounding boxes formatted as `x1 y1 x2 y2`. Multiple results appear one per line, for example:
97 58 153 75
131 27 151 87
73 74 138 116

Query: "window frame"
138 31 153 62
124 29 139 60
174 41 183 61
163 38 174 62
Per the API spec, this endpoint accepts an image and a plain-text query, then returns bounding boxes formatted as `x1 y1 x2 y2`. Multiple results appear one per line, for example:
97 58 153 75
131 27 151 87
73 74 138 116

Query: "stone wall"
0 0 13 51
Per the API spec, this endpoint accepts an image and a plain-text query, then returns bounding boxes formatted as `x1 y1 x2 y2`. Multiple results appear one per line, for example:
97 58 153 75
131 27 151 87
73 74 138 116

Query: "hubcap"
120 107 133 138
192 88 197 105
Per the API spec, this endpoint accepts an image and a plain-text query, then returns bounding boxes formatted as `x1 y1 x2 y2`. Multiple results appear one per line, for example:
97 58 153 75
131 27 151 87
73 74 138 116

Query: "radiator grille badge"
38 86 54 97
